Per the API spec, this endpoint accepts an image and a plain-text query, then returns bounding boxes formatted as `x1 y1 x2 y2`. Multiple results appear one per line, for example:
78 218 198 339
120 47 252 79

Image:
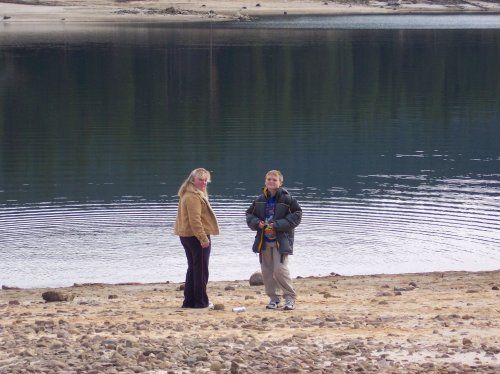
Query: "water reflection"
228 15 500 29
0 20 499 287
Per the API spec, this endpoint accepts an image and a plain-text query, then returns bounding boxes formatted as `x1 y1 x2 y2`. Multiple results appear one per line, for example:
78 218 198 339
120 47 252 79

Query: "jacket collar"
263 187 288 199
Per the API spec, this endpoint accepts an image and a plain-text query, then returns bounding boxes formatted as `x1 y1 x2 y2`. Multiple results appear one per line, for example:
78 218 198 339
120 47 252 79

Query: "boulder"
42 291 75 302
249 271 264 286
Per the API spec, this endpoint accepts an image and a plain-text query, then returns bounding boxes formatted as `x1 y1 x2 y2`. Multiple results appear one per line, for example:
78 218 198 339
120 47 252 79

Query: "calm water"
1 16 499 288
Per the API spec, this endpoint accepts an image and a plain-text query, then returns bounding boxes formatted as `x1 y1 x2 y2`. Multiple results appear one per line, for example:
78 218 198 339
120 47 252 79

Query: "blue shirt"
264 196 277 242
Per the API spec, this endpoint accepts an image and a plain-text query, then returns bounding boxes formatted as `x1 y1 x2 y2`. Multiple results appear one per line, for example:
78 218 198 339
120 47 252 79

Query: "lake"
1 15 499 288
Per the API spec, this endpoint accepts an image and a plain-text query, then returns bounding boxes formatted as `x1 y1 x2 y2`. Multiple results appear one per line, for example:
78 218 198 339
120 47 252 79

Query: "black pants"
180 236 211 308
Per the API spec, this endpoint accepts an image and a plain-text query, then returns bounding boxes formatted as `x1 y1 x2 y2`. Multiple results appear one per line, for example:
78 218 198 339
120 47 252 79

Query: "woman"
246 170 302 310
174 168 219 308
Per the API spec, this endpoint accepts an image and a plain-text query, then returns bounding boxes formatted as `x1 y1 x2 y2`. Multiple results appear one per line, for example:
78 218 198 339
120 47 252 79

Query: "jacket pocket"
278 233 293 254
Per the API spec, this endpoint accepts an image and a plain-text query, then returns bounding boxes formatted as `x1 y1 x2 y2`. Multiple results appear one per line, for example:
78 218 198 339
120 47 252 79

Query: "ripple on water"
0 182 499 287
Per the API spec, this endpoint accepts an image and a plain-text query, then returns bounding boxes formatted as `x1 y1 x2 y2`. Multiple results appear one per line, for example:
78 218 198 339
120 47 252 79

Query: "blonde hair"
178 168 211 198
266 170 284 184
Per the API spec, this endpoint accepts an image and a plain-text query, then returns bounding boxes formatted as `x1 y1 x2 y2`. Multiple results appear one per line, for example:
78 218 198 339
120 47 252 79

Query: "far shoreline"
2 0 500 25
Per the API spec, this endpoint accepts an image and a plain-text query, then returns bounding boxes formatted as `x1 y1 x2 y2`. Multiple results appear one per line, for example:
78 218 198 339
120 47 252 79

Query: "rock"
463 338 473 347
394 286 415 292
101 339 118 349
2 285 21 290
56 330 71 340
73 282 106 287
492 286 499 290
214 303 225 310
142 350 162 357
236 13 251 21
48 359 69 369
8 300 20 305
249 272 264 286
230 360 248 373
376 292 392 297
211 361 222 371
108 294 119 299
164 6 182 15
224 285 236 291
42 291 75 302
333 349 354 356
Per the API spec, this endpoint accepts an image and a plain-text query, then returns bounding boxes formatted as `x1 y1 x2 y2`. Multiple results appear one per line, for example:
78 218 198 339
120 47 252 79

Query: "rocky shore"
1 270 499 373
1 0 500 23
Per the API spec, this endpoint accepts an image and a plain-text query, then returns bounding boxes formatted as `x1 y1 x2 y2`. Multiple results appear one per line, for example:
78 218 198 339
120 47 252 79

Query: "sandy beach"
1 0 500 23
1 270 499 372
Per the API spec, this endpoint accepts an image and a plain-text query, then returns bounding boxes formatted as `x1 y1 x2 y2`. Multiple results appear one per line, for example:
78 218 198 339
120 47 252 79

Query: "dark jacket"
246 187 302 255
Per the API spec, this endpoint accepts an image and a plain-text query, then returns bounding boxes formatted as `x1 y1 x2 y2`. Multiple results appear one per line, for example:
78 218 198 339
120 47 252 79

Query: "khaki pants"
260 242 296 303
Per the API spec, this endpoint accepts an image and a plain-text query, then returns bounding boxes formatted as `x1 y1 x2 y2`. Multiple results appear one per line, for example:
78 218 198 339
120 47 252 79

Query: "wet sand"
1 270 499 372
1 0 500 23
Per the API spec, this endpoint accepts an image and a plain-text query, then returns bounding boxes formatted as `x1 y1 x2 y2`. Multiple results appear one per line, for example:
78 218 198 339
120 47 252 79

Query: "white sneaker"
265 301 280 309
284 300 295 310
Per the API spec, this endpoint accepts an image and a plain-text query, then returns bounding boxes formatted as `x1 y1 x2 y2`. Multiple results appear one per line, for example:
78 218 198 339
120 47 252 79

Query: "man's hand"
259 221 273 229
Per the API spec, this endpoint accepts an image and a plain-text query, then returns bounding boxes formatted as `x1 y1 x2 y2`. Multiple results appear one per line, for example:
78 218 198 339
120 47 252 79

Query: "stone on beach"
2 285 21 290
249 271 264 286
41 291 75 302
0 270 498 373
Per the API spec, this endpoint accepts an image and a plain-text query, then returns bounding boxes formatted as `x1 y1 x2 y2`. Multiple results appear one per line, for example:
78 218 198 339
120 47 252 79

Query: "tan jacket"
174 190 219 246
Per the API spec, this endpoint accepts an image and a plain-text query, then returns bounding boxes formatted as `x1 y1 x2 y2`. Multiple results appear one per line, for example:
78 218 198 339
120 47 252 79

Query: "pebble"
0 272 497 374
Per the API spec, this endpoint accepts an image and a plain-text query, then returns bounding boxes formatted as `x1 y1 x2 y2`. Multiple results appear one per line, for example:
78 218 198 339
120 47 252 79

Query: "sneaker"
284 300 295 310
207 302 214 310
266 301 280 310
